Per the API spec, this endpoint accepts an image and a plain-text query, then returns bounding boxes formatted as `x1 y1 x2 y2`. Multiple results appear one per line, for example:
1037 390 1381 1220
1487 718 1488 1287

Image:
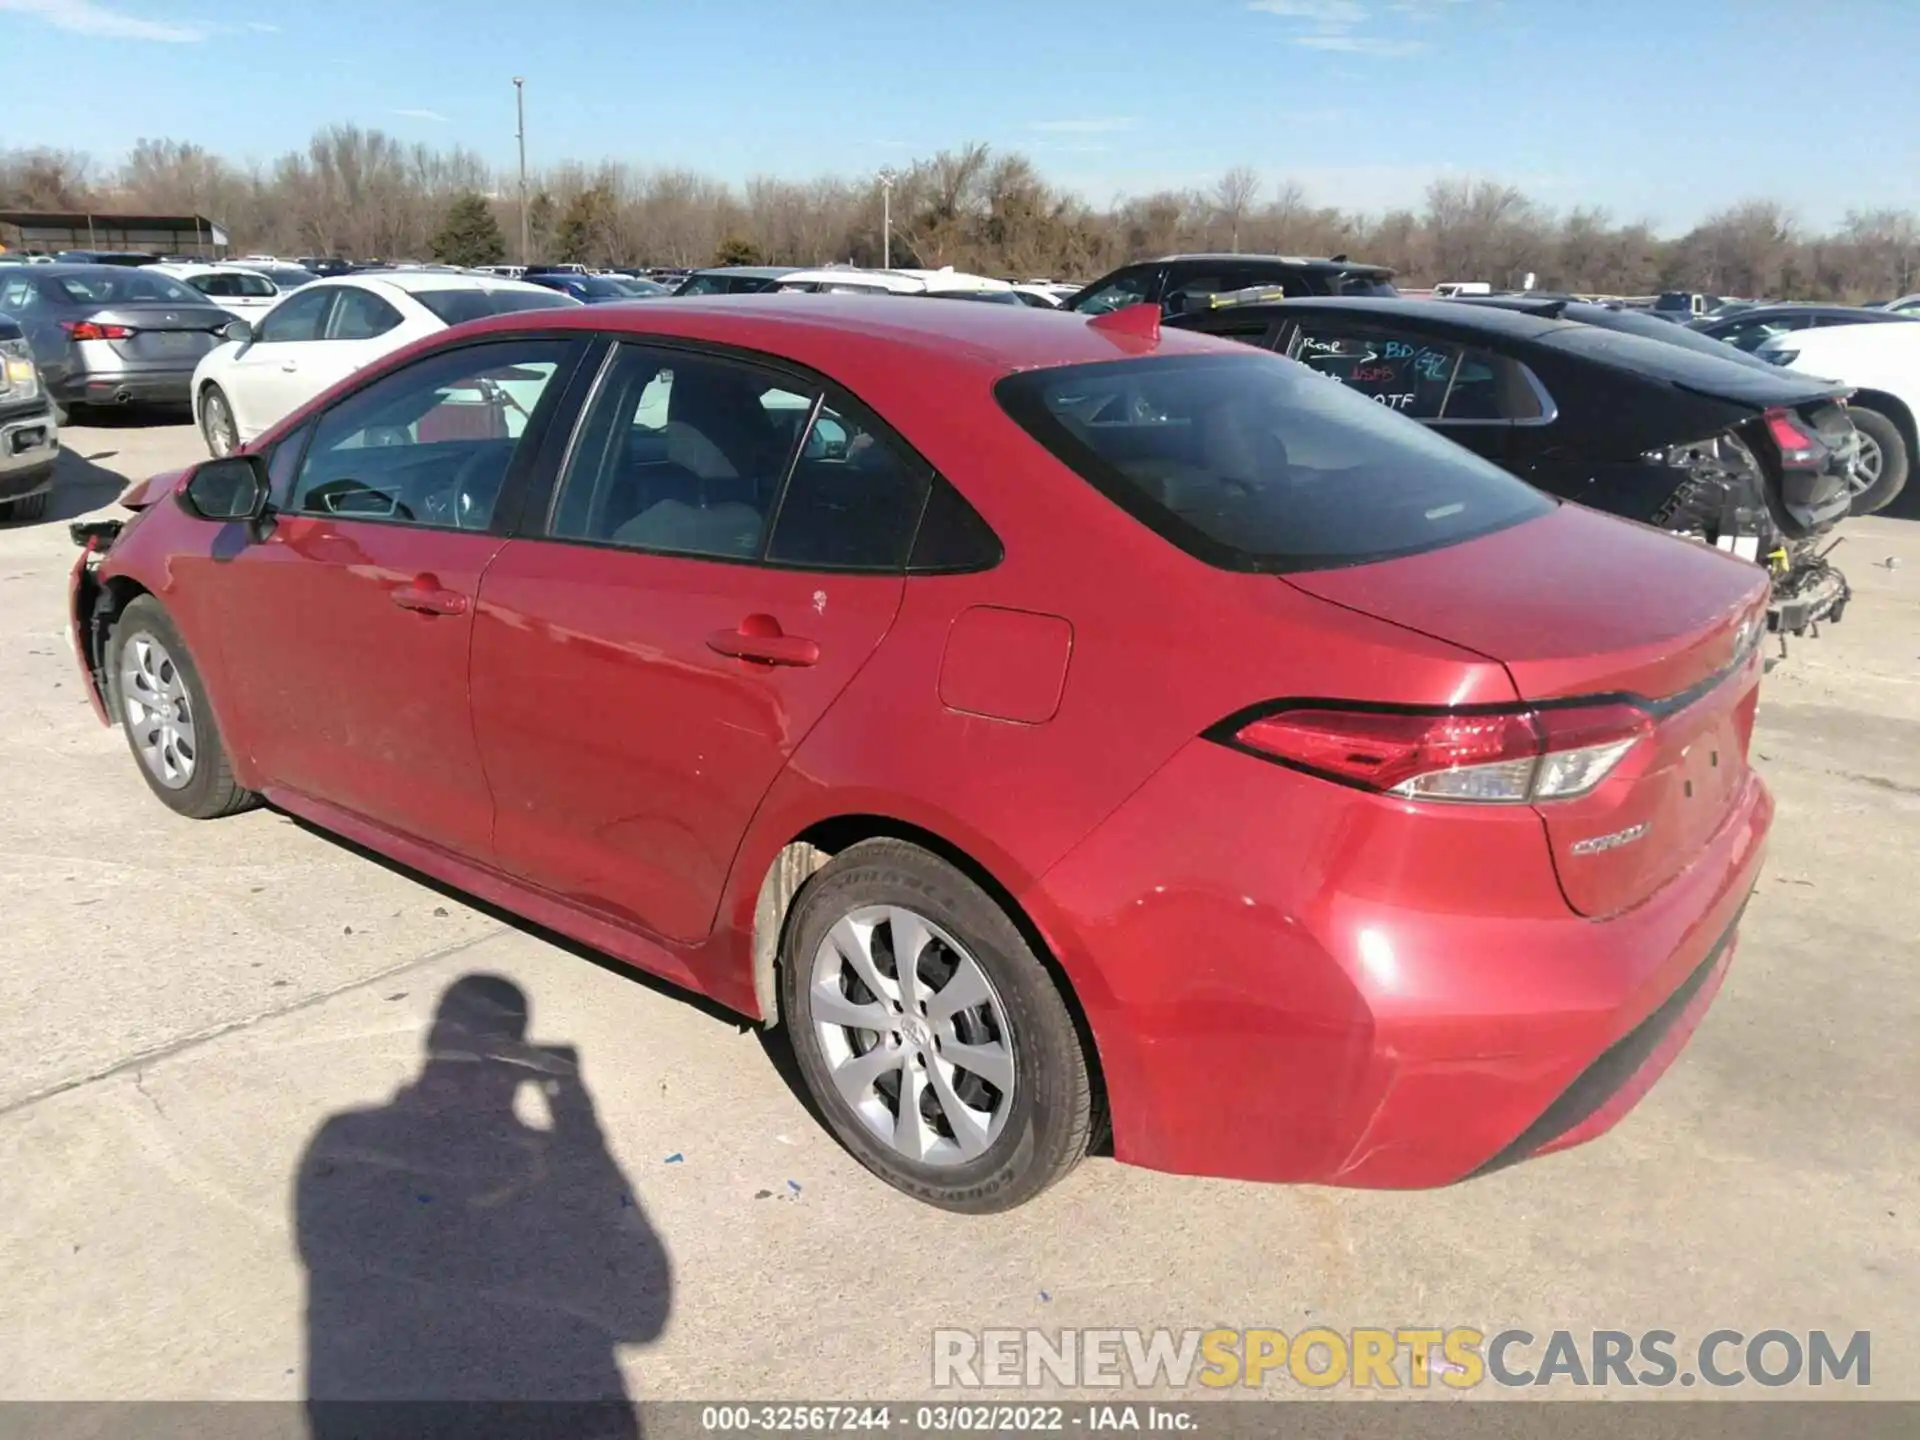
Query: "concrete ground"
1 416 1915 1403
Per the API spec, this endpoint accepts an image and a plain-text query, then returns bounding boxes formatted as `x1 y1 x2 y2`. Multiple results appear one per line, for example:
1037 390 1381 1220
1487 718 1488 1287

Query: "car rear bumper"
1028 738 1773 1188
0 405 59 495
51 368 197 407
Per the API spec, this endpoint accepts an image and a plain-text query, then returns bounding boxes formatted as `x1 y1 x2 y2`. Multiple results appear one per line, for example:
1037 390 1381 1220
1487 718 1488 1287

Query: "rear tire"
781 839 1093 1212
1846 406 1909 515
107 596 259 819
200 385 238 458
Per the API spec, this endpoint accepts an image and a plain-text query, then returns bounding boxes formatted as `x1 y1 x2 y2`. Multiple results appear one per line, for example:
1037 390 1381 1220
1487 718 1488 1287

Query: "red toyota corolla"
69 296 1772 1211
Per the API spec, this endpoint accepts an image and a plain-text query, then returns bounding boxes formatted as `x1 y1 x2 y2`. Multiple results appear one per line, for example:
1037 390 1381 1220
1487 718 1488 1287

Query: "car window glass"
995 351 1552 572
550 344 813 559
677 275 729 295
1439 350 1544 421
1719 317 1800 352
908 474 1002 573
52 271 202 305
1165 267 1294 313
257 288 333 343
766 402 932 570
1072 269 1156 315
328 288 404 341
266 423 313 506
188 274 234 297
1290 324 1460 419
0 277 38 312
288 340 569 530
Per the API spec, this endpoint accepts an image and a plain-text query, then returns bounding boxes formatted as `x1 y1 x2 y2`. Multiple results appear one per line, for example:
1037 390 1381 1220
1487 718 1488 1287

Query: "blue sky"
3 0 1916 233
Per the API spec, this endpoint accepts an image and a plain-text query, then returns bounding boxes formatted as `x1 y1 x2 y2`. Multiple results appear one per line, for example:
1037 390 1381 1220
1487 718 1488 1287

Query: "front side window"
287 340 570 530
676 274 730 296
995 351 1552 573
257 288 334 343
550 344 813 559
327 288 404 341
1070 267 1157 315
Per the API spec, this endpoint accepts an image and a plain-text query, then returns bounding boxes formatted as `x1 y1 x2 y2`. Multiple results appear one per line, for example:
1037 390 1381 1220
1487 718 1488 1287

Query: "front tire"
782 839 1093 1212
200 384 239 458
1846 406 1909 515
107 596 259 819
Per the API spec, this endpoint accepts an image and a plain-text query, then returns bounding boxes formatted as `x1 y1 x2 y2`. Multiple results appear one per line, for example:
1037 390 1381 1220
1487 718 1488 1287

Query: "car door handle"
707 615 819 667
390 575 469 616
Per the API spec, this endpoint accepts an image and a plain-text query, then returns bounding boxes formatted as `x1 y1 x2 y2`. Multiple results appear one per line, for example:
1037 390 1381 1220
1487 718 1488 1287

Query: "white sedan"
1758 321 1918 515
146 263 286 321
191 271 579 456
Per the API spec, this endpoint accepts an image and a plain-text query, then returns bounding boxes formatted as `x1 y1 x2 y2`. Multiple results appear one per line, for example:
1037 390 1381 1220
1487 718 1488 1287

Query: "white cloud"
392 108 450 123
1247 0 1446 58
1029 117 1136 135
1295 33 1425 53
1247 0 1368 21
0 0 206 41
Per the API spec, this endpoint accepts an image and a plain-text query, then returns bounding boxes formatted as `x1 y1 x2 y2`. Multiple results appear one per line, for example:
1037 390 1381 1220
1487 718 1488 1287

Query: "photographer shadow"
296 974 670 1439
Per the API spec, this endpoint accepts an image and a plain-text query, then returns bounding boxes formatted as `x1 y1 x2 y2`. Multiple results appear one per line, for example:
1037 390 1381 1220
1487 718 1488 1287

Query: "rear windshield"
414 287 581 326
995 352 1552 573
1654 293 1695 312
54 270 203 305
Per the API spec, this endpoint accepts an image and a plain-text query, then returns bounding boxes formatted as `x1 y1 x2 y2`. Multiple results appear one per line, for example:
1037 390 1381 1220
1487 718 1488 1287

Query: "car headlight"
0 337 41 401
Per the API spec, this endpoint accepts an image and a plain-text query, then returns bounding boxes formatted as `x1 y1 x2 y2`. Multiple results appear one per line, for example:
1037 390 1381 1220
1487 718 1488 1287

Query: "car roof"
686 266 802 279
1196 293 1570 340
336 272 555 296
1153 252 1394 275
456 292 1234 377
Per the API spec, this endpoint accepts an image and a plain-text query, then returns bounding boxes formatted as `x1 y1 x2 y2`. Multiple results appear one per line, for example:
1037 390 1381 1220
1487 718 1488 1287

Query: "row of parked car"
4 248 1911 652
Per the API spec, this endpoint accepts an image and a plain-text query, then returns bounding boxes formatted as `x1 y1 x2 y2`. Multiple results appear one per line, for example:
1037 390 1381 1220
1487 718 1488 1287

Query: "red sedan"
69 296 1773 1211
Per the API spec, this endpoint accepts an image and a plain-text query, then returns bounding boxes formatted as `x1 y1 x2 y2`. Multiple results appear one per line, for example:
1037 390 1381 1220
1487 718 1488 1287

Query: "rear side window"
1289 323 1543 421
765 401 931 571
995 352 1552 573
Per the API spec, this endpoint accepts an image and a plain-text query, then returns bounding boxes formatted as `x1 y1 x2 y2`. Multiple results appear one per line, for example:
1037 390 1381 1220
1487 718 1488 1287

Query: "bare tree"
1211 167 1261 253
5 124 1916 300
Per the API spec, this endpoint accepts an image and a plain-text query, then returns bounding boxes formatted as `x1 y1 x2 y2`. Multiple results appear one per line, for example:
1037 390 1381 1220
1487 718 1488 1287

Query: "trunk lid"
1287 504 1769 916
85 305 229 365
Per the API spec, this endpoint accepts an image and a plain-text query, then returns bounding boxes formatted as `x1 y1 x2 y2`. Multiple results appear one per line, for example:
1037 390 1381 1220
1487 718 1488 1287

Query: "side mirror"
177 454 270 522
222 318 254 346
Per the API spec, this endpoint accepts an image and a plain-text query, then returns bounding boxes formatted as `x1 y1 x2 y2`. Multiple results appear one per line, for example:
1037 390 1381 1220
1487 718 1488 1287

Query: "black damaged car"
1170 293 1859 643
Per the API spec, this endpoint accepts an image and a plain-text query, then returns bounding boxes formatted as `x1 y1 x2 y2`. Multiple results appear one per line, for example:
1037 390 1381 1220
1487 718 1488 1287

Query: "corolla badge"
1570 822 1650 857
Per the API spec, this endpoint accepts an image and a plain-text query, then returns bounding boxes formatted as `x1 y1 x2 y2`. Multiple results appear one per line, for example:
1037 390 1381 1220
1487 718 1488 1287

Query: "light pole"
513 77 529 265
877 168 896 270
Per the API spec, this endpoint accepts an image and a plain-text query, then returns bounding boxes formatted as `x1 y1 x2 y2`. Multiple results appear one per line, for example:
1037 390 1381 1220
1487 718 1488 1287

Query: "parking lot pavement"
2 419 1916 1402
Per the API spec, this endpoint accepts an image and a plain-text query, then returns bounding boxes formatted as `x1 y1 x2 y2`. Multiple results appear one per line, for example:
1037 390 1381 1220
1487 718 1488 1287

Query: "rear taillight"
1224 703 1652 804
61 320 135 341
1765 407 1821 468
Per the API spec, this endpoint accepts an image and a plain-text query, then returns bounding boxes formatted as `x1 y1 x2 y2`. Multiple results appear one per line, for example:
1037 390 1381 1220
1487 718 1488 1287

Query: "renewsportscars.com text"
932 1327 1871 1391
